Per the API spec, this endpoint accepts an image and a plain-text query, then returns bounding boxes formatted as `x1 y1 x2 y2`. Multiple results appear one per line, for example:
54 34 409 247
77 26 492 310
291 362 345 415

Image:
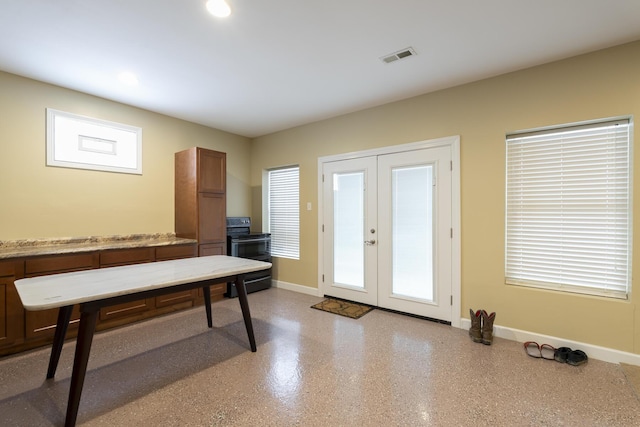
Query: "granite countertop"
0 233 197 259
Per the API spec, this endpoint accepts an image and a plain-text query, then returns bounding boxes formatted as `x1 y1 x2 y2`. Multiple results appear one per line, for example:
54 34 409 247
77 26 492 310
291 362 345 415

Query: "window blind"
268 166 300 259
505 119 631 298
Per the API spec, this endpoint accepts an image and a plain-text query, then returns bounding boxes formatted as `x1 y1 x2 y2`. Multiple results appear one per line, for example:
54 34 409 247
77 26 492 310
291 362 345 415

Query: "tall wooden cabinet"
175 147 227 256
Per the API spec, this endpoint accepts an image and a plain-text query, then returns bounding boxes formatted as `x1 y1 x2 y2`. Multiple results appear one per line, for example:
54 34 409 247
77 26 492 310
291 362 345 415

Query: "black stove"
226 217 272 297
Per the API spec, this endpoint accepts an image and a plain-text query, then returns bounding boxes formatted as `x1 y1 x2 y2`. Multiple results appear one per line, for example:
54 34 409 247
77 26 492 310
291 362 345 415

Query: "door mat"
311 298 374 319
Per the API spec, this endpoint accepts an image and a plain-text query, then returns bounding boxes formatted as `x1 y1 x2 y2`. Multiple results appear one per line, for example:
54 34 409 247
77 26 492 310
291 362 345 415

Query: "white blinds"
268 166 300 259
505 119 631 298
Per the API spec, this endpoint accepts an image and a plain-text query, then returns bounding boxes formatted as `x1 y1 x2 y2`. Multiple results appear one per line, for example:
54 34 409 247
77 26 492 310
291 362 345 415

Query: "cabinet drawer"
198 282 226 301
199 243 225 256
0 260 17 276
155 289 197 309
25 253 98 276
99 299 154 321
100 248 154 266
155 244 197 261
26 307 82 339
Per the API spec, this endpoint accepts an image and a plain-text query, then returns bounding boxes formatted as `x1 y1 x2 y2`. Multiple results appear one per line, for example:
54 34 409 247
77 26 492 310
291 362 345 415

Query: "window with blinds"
267 166 300 259
505 118 632 299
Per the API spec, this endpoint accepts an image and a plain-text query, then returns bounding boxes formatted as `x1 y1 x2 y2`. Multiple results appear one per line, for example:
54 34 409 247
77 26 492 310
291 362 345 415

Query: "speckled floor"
1 288 639 426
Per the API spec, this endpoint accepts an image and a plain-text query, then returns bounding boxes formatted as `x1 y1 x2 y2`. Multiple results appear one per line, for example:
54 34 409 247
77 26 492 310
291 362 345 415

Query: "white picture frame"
46 108 142 175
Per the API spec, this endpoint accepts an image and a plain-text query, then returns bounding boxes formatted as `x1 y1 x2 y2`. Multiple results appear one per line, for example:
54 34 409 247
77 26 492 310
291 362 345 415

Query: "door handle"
364 239 376 245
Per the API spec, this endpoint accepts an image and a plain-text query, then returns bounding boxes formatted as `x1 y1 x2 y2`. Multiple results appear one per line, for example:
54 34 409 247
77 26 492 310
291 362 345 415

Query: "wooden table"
14 255 272 427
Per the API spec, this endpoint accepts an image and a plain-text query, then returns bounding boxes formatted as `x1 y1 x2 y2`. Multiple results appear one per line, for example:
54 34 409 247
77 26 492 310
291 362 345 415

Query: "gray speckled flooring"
1 288 639 426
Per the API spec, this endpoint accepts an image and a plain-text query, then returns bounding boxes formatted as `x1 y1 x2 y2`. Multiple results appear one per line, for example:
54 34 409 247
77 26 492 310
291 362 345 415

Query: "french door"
321 143 454 321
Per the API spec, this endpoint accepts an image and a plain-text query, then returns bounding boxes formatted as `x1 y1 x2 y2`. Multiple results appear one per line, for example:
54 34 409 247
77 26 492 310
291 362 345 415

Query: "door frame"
317 135 461 327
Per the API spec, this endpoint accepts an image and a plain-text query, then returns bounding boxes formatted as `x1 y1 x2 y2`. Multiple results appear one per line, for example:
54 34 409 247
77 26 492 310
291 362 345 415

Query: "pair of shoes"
554 347 571 362
557 347 588 366
524 341 555 360
523 342 588 366
469 309 496 345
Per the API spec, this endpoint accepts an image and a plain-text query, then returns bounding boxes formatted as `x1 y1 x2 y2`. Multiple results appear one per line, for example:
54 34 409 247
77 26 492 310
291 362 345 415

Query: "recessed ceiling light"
118 71 139 86
206 0 231 18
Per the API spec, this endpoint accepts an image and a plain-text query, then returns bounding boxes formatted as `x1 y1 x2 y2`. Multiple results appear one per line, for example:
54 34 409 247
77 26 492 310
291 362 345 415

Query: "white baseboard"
272 280 323 297
459 318 640 366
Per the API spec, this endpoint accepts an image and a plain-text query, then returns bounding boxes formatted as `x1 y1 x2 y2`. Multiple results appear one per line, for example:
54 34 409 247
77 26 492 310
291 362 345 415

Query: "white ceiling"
1 1 639 138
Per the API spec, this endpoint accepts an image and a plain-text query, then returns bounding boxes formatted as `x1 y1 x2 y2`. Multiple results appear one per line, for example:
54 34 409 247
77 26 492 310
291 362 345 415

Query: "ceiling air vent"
381 47 417 64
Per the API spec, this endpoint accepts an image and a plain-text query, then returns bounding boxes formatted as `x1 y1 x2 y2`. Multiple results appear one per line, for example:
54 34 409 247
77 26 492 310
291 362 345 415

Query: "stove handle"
231 237 270 243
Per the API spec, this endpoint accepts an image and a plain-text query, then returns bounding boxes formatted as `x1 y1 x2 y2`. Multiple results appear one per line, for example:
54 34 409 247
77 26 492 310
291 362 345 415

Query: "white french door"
321 142 454 322
322 156 379 305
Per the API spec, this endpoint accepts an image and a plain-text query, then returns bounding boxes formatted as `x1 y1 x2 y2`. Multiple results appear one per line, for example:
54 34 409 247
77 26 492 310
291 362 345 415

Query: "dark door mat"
311 298 374 319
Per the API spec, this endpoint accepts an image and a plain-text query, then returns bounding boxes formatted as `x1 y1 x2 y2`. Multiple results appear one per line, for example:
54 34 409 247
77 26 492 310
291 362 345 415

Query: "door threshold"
323 294 451 325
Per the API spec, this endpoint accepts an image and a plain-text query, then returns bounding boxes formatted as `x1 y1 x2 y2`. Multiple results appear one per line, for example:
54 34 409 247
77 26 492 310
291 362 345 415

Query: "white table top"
14 255 272 310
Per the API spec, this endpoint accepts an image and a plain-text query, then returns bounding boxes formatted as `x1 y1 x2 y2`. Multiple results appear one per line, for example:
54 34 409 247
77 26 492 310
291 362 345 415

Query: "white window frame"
264 165 300 259
505 117 633 299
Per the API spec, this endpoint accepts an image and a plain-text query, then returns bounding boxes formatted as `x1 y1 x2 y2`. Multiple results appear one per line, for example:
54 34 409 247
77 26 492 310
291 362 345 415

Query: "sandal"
524 342 556 360
540 343 556 360
524 341 542 358
567 349 588 366
554 347 572 363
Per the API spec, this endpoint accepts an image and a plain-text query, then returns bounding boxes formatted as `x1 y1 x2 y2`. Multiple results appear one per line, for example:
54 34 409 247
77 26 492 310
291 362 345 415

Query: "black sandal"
567 349 588 366
554 347 572 363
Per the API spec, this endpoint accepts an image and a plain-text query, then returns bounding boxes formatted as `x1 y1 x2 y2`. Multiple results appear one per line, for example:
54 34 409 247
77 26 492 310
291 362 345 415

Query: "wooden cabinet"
175 147 227 256
24 253 99 341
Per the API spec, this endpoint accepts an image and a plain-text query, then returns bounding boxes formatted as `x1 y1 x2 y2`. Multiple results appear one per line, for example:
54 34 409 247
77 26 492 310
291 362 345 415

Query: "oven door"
229 237 271 258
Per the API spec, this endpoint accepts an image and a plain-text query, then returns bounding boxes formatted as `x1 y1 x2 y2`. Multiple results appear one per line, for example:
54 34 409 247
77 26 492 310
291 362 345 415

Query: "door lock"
364 239 376 245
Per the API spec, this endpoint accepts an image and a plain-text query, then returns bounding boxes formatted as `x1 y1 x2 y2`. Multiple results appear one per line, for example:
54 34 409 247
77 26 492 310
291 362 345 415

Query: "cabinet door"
0 276 23 347
24 253 99 340
0 261 21 348
198 193 226 243
198 149 226 193
99 248 154 322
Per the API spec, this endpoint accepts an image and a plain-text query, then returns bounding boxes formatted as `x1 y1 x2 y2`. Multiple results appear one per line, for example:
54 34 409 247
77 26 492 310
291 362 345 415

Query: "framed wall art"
46 108 142 175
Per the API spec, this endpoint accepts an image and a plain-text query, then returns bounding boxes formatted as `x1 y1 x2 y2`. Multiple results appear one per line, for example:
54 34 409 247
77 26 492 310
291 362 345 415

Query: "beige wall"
251 40 640 354
3 40 639 354
0 71 252 240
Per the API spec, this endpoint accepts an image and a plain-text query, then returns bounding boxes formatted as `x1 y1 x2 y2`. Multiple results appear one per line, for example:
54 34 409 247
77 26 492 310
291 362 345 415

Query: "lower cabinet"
0 242 199 356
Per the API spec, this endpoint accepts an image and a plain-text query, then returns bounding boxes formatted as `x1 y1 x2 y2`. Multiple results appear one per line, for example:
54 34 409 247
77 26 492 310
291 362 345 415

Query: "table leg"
47 305 73 379
235 276 256 352
65 308 98 427
202 285 213 328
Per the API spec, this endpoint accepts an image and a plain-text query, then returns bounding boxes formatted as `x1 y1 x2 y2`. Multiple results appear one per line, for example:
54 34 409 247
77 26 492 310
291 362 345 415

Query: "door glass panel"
392 165 433 301
333 172 364 288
